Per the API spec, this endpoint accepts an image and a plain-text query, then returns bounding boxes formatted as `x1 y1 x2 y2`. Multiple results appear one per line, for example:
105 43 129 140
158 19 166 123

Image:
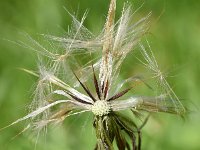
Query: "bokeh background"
0 0 200 149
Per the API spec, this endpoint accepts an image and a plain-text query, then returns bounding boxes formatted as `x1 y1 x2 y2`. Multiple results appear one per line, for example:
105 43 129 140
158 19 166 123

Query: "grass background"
0 0 200 149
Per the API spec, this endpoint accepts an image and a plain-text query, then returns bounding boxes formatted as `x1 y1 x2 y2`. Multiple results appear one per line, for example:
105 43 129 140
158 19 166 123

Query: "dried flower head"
1 0 185 149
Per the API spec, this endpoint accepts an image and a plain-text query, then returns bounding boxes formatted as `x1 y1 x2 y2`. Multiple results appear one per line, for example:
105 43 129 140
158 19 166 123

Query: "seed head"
1 0 185 150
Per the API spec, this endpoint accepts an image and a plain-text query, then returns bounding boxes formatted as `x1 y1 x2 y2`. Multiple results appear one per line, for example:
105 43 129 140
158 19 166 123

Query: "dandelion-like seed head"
2 0 186 149
91 100 110 116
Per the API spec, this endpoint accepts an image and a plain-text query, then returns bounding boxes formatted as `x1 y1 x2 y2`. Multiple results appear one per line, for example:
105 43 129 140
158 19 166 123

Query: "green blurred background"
0 0 200 149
